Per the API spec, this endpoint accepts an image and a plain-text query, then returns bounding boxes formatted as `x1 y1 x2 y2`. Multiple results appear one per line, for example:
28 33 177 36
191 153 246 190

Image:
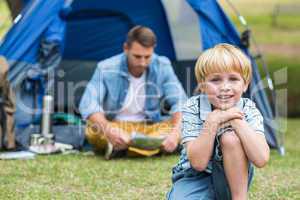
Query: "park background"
0 0 299 199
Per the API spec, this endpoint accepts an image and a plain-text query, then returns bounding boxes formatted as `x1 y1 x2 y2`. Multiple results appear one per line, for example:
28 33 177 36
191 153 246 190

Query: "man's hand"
161 131 180 153
105 127 130 150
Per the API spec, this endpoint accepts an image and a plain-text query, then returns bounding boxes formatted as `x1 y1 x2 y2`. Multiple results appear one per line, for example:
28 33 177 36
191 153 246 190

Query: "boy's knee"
220 131 241 150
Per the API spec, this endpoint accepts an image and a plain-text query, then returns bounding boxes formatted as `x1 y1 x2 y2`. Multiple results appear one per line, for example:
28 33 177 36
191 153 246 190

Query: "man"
79 26 187 159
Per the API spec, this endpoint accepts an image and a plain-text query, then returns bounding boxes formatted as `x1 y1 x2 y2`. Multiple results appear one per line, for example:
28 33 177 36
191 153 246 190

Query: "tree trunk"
5 0 23 20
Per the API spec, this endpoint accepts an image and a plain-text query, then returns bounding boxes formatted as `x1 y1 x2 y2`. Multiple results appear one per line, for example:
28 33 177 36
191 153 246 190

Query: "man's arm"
161 111 182 152
79 64 130 150
161 63 187 114
79 64 105 120
159 58 187 152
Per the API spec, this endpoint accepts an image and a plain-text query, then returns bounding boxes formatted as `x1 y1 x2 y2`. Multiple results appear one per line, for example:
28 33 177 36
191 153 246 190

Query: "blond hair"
195 43 252 84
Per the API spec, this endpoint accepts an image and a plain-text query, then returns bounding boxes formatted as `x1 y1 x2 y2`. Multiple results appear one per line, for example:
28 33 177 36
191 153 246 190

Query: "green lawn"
0 119 299 199
259 55 300 116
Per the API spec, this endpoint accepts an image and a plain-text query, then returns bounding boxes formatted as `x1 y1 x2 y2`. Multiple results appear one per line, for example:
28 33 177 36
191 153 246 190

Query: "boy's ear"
195 83 202 93
198 82 205 93
243 83 249 93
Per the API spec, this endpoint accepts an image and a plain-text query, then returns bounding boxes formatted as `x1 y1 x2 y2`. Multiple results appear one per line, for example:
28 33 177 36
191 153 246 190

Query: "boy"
167 44 270 200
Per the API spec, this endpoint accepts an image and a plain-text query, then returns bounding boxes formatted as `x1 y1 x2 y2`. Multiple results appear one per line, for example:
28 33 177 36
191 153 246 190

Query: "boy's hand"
206 107 244 126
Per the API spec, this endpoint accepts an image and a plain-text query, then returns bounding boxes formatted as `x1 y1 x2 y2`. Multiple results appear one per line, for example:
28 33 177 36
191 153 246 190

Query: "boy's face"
202 72 248 110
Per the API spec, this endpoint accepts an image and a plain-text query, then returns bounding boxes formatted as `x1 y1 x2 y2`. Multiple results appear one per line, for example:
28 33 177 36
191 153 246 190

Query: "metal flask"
41 95 54 137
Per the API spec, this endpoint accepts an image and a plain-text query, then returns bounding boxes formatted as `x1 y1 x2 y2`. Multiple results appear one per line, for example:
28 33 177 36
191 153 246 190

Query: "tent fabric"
187 0 242 49
62 0 176 61
1 0 176 81
0 0 65 85
0 0 277 148
0 0 66 129
187 0 277 147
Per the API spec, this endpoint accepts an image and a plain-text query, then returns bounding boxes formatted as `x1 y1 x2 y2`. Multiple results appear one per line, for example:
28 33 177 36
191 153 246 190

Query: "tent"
0 0 279 150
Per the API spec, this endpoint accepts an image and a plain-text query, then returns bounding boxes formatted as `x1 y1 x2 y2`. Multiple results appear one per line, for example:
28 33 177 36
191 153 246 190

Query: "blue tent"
0 0 278 149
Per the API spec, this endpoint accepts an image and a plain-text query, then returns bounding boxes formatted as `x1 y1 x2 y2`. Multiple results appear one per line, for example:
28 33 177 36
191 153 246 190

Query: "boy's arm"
186 118 218 171
230 119 270 168
187 109 243 171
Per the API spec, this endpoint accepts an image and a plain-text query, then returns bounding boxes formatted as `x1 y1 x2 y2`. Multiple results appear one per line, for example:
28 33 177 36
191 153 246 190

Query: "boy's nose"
220 82 230 91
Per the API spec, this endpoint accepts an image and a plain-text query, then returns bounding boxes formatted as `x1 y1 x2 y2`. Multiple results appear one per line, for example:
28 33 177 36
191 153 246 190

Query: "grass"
0 119 299 199
0 152 175 199
219 0 300 45
249 119 300 200
257 55 300 116
220 0 300 16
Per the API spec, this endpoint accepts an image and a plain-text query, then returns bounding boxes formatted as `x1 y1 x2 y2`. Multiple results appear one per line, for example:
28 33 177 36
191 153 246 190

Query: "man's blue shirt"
79 53 187 122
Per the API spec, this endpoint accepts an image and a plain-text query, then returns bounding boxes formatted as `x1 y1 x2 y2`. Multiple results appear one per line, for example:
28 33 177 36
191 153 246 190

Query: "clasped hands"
205 107 244 134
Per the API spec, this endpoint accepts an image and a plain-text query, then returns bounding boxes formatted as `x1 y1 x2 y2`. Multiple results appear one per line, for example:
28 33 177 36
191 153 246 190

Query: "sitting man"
79 25 187 159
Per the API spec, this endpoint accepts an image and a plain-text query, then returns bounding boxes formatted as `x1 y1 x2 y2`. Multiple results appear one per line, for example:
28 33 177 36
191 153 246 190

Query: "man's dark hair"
126 26 157 48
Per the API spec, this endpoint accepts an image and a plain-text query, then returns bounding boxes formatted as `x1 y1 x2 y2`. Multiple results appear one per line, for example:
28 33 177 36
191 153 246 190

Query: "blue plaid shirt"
173 94 265 176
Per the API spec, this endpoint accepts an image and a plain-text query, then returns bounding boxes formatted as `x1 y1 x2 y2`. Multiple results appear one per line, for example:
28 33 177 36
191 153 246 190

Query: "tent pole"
224 0 284 156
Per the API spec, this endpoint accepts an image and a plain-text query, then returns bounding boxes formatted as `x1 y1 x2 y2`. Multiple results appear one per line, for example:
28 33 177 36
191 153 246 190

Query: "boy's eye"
210 78 220 82
229 77 241 81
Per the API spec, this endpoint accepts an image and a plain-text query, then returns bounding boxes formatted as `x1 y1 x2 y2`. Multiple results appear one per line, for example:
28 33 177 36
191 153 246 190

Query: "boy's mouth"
217 95 234 100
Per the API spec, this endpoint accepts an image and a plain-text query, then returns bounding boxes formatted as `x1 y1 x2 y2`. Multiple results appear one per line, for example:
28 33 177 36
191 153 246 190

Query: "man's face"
124 41 154 77
202 72 248 110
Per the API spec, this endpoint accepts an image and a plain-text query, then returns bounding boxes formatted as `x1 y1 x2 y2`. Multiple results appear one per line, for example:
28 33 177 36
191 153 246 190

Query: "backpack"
0 57 16 150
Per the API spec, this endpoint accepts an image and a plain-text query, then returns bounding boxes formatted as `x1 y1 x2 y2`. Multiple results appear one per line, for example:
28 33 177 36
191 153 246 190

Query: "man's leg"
141 120 172 137
220 131 248 200
85 122 106 153
85 121 162 157
125 120 174 156
126 121 172 157
85 121 133 153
